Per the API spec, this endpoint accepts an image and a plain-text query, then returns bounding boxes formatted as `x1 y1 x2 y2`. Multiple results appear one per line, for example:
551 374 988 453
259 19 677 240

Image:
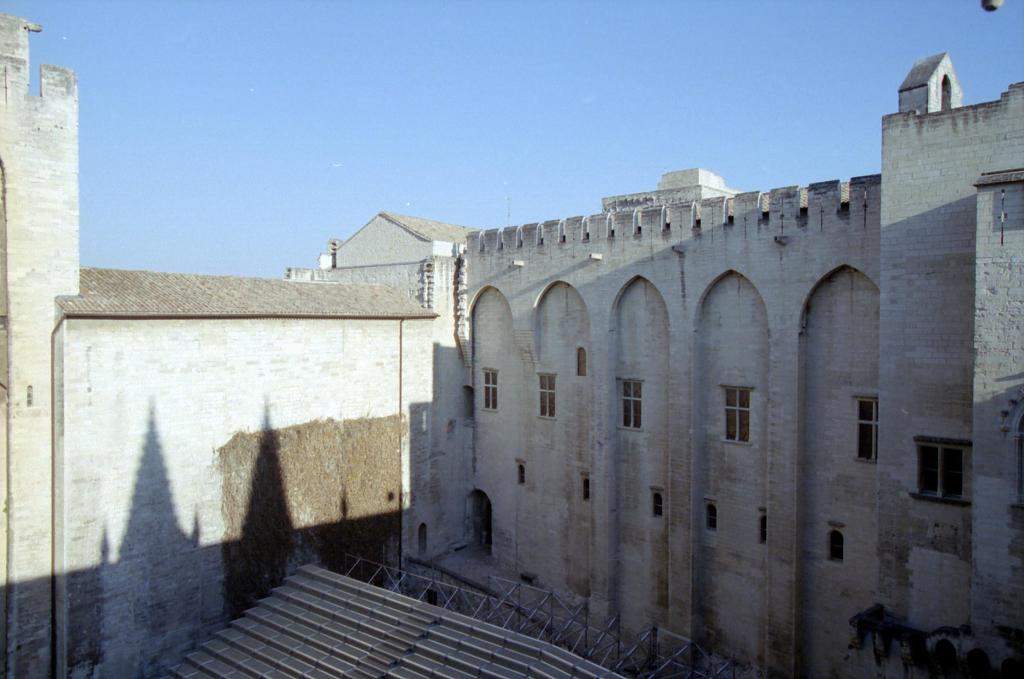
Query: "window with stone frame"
622 379 642 429
917 443 966 499
857 397 878 460
724 386 751 442
482 369 498 411
539 373 556 418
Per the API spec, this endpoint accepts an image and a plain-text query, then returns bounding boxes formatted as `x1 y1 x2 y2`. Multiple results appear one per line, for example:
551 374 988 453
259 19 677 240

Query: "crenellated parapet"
467 175 880 263
0 14 78 109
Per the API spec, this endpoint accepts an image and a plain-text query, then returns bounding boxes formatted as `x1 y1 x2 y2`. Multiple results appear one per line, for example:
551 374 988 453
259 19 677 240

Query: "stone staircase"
169 565 619 678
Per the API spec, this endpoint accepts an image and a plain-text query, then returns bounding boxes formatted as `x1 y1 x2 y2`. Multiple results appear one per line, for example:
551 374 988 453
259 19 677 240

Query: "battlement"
467 174 880 260
0 14 77 101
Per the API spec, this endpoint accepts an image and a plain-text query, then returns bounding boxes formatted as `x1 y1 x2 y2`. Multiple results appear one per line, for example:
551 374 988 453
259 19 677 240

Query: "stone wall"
877 81 1024 669
465 173 881 676
54 315 434 676
0 15 80 676
286 257 472 566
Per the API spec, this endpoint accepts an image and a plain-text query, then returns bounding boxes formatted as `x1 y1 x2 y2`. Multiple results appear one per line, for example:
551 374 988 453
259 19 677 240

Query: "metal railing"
336 553 744 678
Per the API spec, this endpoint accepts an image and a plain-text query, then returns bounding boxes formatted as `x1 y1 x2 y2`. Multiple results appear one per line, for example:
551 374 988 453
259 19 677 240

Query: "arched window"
759 515 767 544
829 530 844 561
418 523 428 556
576 347 587 376
652 492 663 517
706 503 717 531
941 74 952 111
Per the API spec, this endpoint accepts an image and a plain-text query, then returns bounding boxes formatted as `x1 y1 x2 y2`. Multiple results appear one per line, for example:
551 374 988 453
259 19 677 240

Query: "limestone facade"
1 13 1022 678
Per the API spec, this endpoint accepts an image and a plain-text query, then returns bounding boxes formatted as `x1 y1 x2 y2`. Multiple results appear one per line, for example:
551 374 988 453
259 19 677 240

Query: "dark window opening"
652 492 663 517
918 444 966 498
577 347 587 377
933 640 957 672
559 232 566 243
517 463 526 485
663 221 671 231
582 230 590 242
582 477 590 501
418 523 428 556
728 215 734 225
759 515 767 544
966 649 991 678
829 530 844 561
941 74 952 111
706 504 717 531
857 398 878 460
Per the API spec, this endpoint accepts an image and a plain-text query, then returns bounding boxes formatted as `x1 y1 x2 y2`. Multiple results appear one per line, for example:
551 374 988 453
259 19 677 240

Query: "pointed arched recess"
531 281 593 597
533 281 591 369
608 276 671 628
693 270 769 666
798 265 879 677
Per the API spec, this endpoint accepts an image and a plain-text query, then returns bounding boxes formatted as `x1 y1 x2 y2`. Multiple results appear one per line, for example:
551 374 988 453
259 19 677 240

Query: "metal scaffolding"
338 553 741 678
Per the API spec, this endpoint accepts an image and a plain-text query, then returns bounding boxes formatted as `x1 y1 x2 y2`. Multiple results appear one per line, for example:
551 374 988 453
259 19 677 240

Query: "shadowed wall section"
799 266 880 677
219 413 403 617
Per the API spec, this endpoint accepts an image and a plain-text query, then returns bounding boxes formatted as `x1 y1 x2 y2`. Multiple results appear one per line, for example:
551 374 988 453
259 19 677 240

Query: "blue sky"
7 1 1024 278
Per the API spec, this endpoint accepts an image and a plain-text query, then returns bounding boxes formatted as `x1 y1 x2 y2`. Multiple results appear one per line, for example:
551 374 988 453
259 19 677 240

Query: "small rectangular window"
582 477 590 501
857 398 878 460
652 492 663 517
539 374 556 418
483 369 498 411
724 387 751 442
918 444 966 498
622 380 642 429
518 463 526 485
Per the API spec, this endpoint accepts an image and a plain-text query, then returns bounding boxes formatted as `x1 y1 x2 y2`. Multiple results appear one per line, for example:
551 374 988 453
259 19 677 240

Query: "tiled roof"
170 565 619 678
899 53 947 91
58 267 435 319
380 211 478 243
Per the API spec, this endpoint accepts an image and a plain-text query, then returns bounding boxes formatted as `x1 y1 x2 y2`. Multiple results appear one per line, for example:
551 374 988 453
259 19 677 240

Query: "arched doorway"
468 490 492 551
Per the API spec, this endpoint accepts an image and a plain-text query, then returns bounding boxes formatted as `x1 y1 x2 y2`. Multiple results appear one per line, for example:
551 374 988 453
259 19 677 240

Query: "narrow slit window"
857 398 878 460
706 503 717 531
724 387 751 442
539 374 556 418
582 477 590 501
622 380 642 429
483 369 498 411
759 515 767 544
517 463 526 485
829 530 844 561
577 347 587 377
652 492 663 517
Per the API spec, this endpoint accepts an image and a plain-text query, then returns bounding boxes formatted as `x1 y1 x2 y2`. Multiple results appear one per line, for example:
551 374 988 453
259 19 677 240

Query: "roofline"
58 311 437 321
378 211 434 242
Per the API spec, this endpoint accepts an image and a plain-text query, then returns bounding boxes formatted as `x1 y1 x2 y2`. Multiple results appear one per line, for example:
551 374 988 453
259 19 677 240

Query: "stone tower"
0 14 79 676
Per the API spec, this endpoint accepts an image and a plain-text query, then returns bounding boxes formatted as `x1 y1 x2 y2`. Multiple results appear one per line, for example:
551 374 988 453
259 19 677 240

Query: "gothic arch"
693 269 765 329
797 264 879 676
692 269 769 665
533 281 590 367
799 265 879 327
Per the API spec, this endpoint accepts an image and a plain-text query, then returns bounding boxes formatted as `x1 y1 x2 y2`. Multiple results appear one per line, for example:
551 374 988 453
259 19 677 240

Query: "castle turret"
898 52 962 114
0 13 80 676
